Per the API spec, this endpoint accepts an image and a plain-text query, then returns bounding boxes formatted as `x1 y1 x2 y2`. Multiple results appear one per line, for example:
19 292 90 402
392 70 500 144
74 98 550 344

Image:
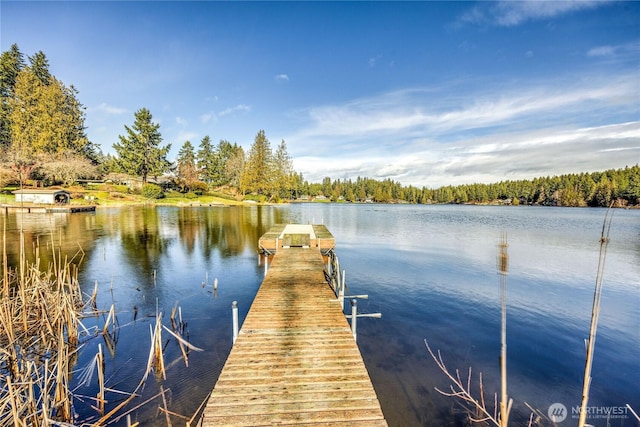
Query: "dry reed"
1 222 204 426
0 230 84 425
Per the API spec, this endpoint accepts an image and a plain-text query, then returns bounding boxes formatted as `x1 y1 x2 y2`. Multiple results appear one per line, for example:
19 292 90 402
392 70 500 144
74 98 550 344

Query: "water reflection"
2 210 101 268
1 205 638 426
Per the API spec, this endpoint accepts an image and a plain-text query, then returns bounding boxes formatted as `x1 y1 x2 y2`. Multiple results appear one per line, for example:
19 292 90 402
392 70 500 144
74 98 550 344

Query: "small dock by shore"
258 223 336 255
201 224 386 426
1 204 96 214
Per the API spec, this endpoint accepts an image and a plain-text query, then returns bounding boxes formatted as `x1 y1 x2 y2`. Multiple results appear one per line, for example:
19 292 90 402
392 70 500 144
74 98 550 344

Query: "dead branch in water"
424 340 502 426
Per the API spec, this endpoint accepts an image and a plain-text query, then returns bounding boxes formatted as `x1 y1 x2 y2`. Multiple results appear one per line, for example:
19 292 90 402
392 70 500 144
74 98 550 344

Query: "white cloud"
457 0 608 27
290 73 637 145
200 111 217 124
176 131 198 143
297 121 639 188
287 74 639 187
176 116 188 126
219 104 251 117
368 55 382 67
587 45 616 57
200 104 251 124
90 102 127 115
275 74 289 81
587 41 640 62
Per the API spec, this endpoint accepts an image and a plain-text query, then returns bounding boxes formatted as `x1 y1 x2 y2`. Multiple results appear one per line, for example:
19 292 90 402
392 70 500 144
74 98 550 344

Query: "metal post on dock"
264 256 268 276
338 270 346 309
232 301 239 344
350 299 357 340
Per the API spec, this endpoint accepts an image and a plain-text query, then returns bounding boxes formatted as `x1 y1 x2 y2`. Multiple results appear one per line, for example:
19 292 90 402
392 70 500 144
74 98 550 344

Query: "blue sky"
2 1 639 188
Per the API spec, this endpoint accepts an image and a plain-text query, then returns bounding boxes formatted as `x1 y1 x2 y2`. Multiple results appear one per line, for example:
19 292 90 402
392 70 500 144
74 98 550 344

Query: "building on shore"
12 189 71 205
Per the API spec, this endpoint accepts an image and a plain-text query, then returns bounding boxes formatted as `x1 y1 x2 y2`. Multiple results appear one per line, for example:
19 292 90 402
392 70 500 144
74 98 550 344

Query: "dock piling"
231 301 238 344
350 299 358 340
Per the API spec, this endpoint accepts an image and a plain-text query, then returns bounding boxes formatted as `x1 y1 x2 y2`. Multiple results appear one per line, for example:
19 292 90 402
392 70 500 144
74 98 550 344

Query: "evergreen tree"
197 135 216 184
273 139 294 199
290 171 305 199
0 44 25 150
8 69 90 161
216 140 238 186
176 140 199 191
225 145 245 188
0 44 24 97
63 84 95 161
321 177 332 197
113 108 171 184
28 51 51 85
591 177 614 207
240 130 273 196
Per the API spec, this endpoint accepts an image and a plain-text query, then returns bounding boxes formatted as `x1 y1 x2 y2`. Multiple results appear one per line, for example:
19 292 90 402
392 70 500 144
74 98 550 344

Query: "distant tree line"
1 45 637 207
306 166 640 207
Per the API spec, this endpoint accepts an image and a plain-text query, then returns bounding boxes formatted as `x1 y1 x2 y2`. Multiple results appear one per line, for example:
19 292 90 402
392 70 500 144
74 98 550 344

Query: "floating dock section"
258 224 336 255
1 204 96 214
201 224 386 426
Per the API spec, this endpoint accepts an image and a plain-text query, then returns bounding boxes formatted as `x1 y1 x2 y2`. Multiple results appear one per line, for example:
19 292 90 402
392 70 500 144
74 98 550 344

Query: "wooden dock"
201 224 386 426
258 224 336 255
1 204 96 214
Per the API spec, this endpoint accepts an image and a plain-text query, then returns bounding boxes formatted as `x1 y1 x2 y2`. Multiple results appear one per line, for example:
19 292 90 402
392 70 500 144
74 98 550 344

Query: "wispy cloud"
200 104 251 124
588 45 616 57
587 41 640 61
368 55 382 67
89 102 127 115
294 121 639 187
292 73 637 143
457 0 608 27
219 104 251 117
288 73 639 187
176 116 188 126
200 111 217 124
275 73 289 81
176 131 198 143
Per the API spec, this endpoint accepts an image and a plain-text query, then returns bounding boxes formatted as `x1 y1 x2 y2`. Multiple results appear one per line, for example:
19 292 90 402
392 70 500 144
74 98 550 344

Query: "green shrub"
142 183 165 199
190 181 209 195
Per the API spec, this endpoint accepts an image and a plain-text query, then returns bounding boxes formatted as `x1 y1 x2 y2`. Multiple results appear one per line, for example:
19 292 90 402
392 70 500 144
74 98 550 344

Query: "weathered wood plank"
201 227 386 426
201 409 387 427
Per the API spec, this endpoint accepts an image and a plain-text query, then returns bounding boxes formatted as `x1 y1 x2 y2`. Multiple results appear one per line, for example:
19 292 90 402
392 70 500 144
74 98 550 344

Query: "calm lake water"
3 204 639 426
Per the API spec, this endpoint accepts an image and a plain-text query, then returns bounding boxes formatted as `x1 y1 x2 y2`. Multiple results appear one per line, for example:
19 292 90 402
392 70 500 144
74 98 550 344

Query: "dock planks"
201 227 386 426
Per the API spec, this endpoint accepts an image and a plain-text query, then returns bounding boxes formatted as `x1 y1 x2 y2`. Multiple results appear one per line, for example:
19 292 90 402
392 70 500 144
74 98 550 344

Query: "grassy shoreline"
0 187 249 207
2 186 637 208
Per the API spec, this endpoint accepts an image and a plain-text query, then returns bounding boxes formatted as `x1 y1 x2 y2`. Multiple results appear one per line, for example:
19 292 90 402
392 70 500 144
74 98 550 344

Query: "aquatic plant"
0 226 85 425
0 221 203 425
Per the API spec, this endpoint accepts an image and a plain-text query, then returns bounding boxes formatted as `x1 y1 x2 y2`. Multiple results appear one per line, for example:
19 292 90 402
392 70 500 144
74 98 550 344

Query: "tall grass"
1 221 205 426
0 227 84 425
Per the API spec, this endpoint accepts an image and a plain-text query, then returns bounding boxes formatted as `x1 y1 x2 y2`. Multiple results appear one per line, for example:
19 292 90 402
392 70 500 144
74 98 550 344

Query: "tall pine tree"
197 135 216 184
28 51 51 85
113 108 171 184
176 140 198 191
8 69 90 160
0 44 25 150
273 139 293 199
240 130 273 196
